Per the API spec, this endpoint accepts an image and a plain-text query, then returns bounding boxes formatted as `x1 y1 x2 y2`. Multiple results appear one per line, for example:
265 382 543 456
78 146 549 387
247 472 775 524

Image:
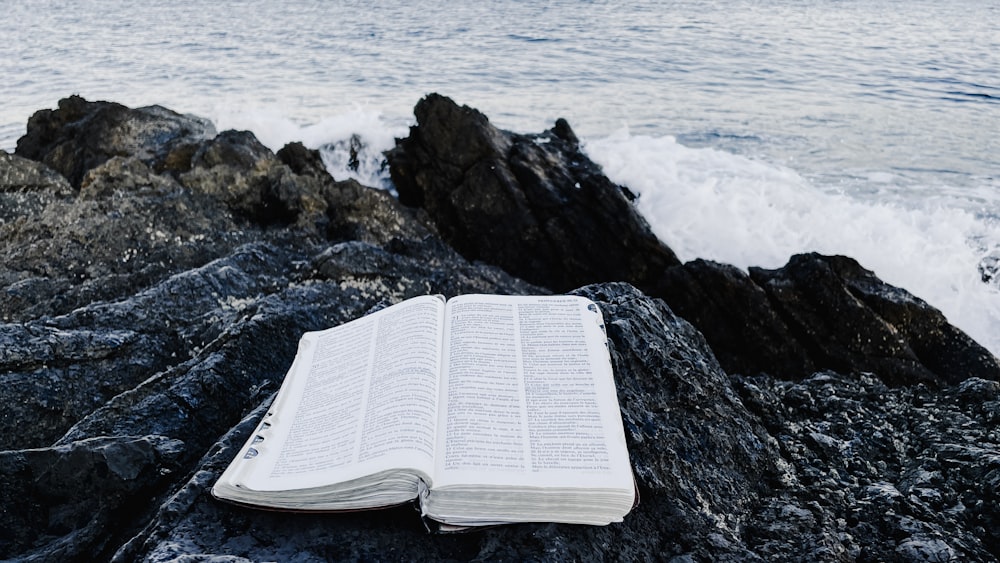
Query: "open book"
212 294 636 528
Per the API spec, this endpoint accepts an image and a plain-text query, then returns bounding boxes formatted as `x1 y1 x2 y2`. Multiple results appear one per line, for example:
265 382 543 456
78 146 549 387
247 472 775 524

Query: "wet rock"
0 435 185 559
0 151 74 224
15 95 216 188
809 253 1000 385
0 98 436 325
748 253 1000 385
178 130 328 230
0 150 255 322
734 370 1000 560
276 141 330 179
3 95 1000 562
659 254 1000 385
386 93 680 293
1 244 296 451
657 258 815 379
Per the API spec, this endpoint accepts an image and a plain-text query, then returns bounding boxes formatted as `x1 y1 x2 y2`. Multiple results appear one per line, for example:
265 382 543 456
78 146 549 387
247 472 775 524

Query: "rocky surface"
386 94 998 388
386 93 681 293
1 94 998 561
658 255 1000 386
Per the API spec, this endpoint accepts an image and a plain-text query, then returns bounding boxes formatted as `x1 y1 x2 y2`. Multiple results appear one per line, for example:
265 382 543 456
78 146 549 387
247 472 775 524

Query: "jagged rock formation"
386 93 681 293
386 94 999 387
1 94 998 561
15 95 217 188
658 255 1000 385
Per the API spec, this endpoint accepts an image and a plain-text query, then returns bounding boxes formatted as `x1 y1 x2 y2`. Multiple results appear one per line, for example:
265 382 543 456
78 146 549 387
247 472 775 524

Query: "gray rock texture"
386 93 681 293
658 255 1000 385
2 94 998 561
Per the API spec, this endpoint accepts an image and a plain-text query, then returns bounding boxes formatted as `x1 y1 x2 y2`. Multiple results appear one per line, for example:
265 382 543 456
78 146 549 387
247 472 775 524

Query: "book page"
233 295 445 491
434 295 632 490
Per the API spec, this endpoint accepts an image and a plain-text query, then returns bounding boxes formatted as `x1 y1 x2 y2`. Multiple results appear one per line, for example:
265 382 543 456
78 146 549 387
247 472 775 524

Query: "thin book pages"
212 294 636 528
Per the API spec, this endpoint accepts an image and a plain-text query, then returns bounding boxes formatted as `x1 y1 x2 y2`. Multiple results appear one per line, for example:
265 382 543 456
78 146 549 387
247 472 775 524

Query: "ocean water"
2 0 999 354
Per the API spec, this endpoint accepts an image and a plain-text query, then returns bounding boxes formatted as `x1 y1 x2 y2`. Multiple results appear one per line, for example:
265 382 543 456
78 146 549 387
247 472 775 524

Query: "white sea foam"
584 130 1000 356
207 103 407 189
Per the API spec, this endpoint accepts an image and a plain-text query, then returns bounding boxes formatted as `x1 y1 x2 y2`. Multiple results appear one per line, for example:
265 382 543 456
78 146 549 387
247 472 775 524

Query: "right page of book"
433 294 633 490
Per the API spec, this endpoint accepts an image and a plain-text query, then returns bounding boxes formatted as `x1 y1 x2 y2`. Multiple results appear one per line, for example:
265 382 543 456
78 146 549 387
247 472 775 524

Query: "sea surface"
3 0 999 353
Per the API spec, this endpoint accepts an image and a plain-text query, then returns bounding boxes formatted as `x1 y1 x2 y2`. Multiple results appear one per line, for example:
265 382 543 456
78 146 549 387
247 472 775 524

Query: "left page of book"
213 295 445 509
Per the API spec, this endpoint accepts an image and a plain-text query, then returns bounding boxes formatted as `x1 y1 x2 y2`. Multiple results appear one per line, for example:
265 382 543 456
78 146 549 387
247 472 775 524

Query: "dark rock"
749 253 939 384
0 244 297 451
319 177 439 246
0 149 255 322
748 253 1000 385
276 141 330 179
657 258 815 379
15 95 215 188
178 130 327 229
0 97 439 324
3 95 1000 562
734 370 1000 560
0 434 185 559
658 254 1000 386
0 151 74 224
386 93 680 293
816 253 1000 385
567 283 784 561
